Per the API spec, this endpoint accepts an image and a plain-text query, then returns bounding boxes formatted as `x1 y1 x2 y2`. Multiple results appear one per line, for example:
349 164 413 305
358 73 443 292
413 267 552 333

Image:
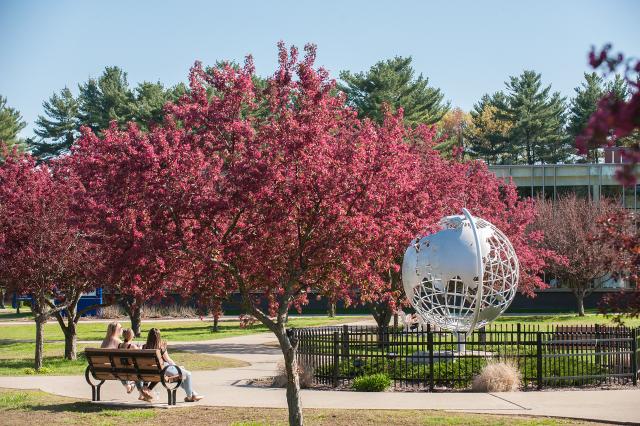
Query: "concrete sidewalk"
0 332 638 424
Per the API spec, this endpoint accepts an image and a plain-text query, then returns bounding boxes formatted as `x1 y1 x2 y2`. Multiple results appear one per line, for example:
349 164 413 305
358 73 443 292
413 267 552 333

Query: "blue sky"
1 0 639 138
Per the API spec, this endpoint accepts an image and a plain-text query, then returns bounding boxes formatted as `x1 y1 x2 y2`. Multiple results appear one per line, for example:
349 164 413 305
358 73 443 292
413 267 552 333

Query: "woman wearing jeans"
142 328 204 402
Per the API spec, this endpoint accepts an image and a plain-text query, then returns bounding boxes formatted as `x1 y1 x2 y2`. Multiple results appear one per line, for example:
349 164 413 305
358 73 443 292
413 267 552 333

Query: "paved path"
0 331 638 424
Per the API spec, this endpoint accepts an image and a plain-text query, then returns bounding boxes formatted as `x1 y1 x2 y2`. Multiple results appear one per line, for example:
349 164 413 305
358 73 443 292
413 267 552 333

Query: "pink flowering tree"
69 43 439 425
0 153 104 365
62 122 196 337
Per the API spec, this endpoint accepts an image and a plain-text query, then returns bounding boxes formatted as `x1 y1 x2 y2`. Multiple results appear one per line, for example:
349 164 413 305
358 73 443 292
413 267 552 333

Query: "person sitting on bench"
100 322 150 402
142 328 203 402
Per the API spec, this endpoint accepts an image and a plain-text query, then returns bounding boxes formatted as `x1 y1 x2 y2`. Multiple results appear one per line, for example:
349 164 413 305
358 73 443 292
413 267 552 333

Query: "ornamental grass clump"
272 360 315 389
472 360 521 392
352 373 391 392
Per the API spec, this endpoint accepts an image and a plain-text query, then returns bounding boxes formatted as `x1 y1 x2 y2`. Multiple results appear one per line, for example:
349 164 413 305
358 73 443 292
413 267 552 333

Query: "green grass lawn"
0 308 32 321
495 313 640 328
0 389 596 426
0 341 248 376
0 316 368 343
0 316 364 376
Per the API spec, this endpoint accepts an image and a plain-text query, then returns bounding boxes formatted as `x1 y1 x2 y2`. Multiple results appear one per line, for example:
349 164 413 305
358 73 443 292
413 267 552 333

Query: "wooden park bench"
84 348 182 405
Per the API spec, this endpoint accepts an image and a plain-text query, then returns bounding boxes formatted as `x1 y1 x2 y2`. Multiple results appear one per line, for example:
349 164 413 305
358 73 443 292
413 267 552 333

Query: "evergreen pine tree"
493 70 570 164
132 81 184 130
466 93 514 164
568 73 629 162
78 66 135 133
339 57 449 126
0 95 27 156
32 87 79 159
32 67 184 160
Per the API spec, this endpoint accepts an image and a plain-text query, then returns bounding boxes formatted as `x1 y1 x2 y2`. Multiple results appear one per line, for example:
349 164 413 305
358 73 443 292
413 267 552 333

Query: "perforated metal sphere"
402 209 519 332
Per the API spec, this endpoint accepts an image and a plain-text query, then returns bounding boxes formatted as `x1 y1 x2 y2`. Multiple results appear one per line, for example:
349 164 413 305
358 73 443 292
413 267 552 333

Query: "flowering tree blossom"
61 122 195 336
0 153 103 365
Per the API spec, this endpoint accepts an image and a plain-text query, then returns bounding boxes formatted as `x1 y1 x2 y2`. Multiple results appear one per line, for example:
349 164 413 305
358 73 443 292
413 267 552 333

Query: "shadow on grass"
28 400 149 414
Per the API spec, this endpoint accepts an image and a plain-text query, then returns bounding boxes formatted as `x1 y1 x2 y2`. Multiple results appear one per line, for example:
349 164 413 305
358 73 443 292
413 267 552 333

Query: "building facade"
488 163 639 210
487 160 639 309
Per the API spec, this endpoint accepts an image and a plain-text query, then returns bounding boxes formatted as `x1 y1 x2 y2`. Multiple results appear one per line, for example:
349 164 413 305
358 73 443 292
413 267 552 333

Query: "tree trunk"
63 322 78 360
130 305 142 337
275 328 304 426
576 292 586 317
212 315 219 332
371 306 392 351
34 317 45 371
0 287 5 309
327 302 336 318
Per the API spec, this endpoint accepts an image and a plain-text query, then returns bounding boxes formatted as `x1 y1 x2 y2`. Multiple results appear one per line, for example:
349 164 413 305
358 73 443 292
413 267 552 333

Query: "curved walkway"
0 332 638 424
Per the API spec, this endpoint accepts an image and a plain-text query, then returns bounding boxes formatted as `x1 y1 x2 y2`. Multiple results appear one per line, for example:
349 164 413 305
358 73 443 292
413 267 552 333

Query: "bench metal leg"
90 384 102 401
166 389 178 405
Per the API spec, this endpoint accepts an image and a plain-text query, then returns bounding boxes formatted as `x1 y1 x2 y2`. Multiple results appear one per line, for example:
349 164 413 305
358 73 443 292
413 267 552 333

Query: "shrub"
99 304 125 319
99 303 198 319
472 360 521 392
272 360 315 389
22 367 53 375
352 373 391 392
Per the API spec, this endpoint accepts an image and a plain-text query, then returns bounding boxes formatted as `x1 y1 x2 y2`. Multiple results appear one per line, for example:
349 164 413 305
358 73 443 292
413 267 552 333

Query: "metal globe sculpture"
402 209 519 333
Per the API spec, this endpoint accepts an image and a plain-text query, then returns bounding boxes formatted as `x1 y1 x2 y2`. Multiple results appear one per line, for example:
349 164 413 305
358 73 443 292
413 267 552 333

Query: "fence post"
341 325 350 361
595 324 601 367
632 328 638 387
536 332 543 390
517 323 521 346
427 324 434 391
332 331 340 388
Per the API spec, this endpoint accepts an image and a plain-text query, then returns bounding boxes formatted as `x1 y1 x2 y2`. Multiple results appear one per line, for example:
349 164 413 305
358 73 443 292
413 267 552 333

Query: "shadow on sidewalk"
173 342 282 356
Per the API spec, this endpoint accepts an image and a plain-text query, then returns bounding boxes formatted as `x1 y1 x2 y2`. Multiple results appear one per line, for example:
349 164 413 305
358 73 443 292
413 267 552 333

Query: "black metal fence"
293 324 640 390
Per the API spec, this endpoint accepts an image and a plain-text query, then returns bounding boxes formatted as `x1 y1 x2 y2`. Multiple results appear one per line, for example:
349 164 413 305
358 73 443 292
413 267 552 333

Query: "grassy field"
0 315 363 376
495 314 640 328
1 314 638 343
0 309 32 322
0 389 601 426
0 316 369 343
0 341 248 376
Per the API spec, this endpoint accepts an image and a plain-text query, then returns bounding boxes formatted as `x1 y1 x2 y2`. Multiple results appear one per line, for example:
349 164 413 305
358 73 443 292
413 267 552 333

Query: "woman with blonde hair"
100 322 122 348
100 323 150 401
